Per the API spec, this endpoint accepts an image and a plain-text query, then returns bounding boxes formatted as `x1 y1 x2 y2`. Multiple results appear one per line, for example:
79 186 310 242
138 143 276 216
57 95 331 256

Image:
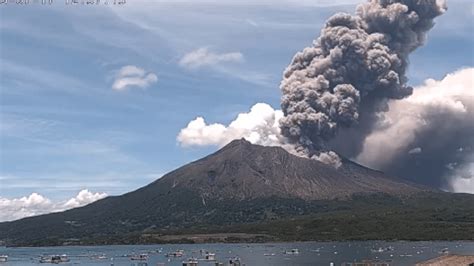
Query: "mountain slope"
145 138 424 201
2 139 472 247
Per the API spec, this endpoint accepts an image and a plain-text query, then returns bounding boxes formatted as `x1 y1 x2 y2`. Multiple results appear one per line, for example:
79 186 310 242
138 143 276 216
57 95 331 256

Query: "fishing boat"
182 258 199 266
130 253 148 261
204 252 216 261
89 253 108 260
166 250 184 257
284 248 299 255
0 255 7 262
39 254 70 263
371 246 395 253
228 257 242 266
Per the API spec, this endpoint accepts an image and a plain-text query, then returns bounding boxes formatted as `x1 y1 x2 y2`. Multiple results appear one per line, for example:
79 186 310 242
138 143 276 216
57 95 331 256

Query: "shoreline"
3 237 474 249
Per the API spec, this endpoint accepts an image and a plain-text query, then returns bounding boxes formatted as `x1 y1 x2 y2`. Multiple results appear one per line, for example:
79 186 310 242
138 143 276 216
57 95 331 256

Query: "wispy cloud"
110 0 359 7
179 47 244 70
0 171 160 199
1 60 88 94
0 189 107 222
112 65 158 91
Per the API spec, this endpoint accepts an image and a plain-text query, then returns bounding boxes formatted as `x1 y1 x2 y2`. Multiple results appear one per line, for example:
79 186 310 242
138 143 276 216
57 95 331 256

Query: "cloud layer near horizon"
0 189 107 222
177 68 474 193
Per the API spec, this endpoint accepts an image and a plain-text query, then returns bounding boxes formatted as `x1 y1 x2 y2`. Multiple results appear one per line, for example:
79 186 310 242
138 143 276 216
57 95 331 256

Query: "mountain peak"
221 137 252 149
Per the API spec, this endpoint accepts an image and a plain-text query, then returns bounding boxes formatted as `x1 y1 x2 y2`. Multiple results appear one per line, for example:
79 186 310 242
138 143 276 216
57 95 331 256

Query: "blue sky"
1 0 473 203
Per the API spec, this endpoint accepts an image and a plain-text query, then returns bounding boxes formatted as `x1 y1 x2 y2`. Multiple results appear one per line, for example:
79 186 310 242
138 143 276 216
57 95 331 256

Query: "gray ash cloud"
279 0 446 163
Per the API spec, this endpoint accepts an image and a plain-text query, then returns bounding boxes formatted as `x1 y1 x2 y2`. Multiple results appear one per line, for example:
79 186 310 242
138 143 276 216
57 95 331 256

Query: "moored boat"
284 248 299 255
130 253 148 261
204 252 216 261
182 258 198 266
228 257 242 266
167 250 184 257
40 254 70 263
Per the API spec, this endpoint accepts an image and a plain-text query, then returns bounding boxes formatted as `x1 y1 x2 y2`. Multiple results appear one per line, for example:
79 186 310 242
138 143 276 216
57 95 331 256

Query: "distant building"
416 254 474 266
341 260 392 266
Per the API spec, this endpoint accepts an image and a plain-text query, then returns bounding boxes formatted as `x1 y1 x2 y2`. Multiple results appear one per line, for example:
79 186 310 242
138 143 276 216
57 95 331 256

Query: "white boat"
439 248 449 254
284 249 299 255
130 253 148 261
167 250 184 257
371 246 395 253
90 253 108 260
0 255 8 262
182 258 199 266
204 252 216 261
40 254 70 263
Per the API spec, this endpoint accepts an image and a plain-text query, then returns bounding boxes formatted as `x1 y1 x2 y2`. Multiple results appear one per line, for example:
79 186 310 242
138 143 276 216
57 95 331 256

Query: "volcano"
1 139 473 246
149 138 424 201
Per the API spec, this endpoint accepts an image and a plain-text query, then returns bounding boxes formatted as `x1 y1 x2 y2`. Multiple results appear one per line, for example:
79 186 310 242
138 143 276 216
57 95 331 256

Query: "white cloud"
177 103 284 147
63 189 108 209
450 174 474 194
357 68 474 168
448 156 474 193
112 65 158 91
356 68 474 193
179 47 244 70
0 189 107 222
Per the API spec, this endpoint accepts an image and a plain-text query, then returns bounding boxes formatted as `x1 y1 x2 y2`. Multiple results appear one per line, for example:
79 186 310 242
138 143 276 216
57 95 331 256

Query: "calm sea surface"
0 241 473 266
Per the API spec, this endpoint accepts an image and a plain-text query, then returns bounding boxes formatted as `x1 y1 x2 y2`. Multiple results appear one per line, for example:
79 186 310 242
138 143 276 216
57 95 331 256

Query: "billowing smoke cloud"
279 0 446 164
177 103 284 147
357 68 474 190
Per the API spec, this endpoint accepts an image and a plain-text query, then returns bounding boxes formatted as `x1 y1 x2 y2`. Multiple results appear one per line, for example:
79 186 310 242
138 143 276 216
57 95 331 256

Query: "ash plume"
279 0 446 164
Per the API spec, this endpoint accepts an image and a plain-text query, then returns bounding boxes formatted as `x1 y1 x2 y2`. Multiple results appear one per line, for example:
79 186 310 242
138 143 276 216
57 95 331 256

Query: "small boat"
342 259 393 265
182 258 199 266
204 252 216 261
0 255 8 262
371 246 395 253
229 257 242 266
90 254 107 260
167 250 184 257
40 254 70 263
130 253 148 261
284 249 299 255
264 253 275 256
439 248 449 254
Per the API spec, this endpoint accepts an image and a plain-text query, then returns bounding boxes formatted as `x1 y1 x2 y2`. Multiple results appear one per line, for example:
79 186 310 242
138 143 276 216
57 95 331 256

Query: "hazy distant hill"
1 139 473 246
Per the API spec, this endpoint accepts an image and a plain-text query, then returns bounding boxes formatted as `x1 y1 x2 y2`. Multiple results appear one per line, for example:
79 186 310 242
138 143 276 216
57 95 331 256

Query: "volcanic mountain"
1 139 473 246
148 138 423 201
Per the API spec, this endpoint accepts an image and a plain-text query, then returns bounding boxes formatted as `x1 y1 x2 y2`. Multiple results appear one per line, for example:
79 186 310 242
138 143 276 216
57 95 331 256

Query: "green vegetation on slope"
1 192 473 246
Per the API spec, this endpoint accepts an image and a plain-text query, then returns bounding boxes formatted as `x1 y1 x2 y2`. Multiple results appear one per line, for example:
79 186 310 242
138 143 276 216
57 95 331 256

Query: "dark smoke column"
280 0 446 165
